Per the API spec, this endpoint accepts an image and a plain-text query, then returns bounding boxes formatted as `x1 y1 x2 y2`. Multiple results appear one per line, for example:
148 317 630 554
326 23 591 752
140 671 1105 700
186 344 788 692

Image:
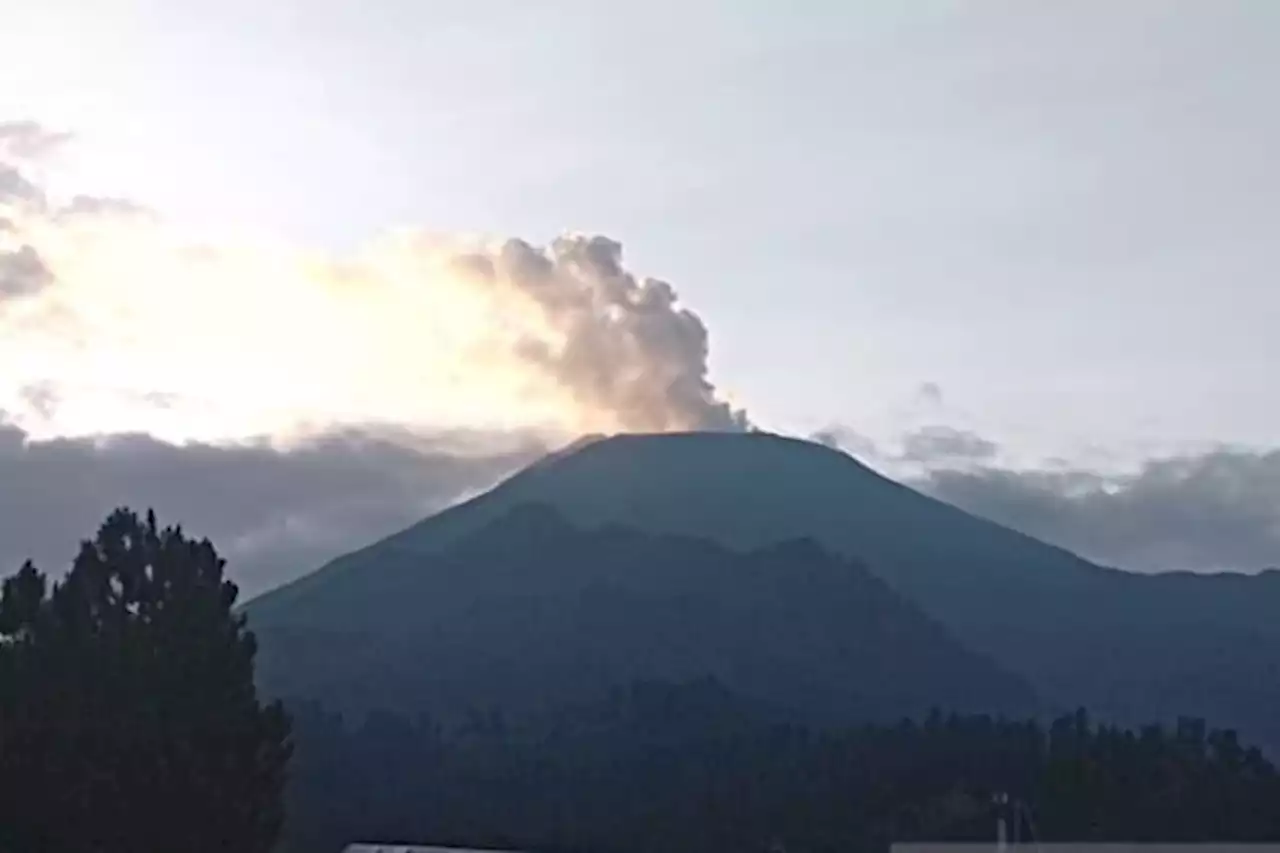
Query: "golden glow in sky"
0 125 742 445
3 214 580 442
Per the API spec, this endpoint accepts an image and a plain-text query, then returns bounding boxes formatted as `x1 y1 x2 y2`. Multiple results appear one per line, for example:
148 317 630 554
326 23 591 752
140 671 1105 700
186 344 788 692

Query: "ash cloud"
459 235 748 433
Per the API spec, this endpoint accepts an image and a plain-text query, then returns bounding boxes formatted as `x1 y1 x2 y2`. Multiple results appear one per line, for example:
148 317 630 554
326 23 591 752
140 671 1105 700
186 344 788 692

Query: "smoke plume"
457 236 746 433
0 122 747 443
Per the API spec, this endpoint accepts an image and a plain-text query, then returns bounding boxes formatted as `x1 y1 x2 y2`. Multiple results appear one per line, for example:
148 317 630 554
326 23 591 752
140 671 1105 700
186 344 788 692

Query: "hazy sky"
2 1 1278 589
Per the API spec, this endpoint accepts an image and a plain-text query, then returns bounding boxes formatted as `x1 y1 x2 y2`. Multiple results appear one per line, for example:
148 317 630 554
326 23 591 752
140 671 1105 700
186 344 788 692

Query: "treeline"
5 509 1280 853
284 678 1280 853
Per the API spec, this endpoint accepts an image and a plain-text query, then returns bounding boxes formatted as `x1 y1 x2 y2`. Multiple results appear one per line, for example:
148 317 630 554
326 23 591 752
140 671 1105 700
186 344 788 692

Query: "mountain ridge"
248 431 1280 748
248 431 1104 619
252 499 1037 723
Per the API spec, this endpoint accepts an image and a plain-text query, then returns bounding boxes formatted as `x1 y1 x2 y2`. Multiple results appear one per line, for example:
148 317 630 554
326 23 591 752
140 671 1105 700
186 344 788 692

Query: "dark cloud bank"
808 414 1276 573
819 423 1280 574
0 419 544 599
916 447 1280 573
4 412 1276 604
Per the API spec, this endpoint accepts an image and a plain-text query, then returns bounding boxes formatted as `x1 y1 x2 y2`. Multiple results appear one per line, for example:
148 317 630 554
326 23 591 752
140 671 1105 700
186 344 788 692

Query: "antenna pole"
995 792 1008 853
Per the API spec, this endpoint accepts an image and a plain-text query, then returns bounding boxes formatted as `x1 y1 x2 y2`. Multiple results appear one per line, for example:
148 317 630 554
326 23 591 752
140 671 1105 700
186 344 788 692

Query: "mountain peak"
251 494 1036 723
247 425 1280 751
511 429 891 501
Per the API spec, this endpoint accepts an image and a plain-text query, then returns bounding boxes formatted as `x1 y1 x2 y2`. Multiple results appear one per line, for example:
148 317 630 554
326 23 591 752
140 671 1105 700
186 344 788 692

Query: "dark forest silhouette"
3 508 1280 853
285 679 1280 853
0 509 291 853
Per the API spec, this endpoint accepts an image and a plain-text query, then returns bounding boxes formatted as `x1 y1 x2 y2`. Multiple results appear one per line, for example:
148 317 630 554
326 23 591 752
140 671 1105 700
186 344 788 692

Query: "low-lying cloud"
916 448 1280 573
900 425 998 464
814 413 1279 574
812 423 999 469
0 417 543 598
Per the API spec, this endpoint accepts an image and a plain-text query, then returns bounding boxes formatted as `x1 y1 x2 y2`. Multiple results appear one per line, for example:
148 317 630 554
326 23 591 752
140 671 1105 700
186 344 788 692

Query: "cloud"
901 425 999 464
811 425 880 459
57 194 152 219
17 383 59 420
0 122 67 208
812 421 995 468
0 244 52 299
0 165 42 204
916 382 944 407
814 409 1279 573
0 122 747 442
0 417 544 598
915 448 1280 573
0 121 71 161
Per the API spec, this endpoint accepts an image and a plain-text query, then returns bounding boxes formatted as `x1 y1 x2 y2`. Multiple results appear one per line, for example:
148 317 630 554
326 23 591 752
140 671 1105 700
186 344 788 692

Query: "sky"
1 1 1278 594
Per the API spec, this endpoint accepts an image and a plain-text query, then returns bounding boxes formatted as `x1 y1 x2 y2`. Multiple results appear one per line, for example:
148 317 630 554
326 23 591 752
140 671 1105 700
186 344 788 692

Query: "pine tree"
0 508 292 853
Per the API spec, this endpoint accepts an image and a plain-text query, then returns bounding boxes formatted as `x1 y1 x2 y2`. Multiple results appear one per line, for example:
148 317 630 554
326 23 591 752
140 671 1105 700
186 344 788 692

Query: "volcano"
248 432 1280 743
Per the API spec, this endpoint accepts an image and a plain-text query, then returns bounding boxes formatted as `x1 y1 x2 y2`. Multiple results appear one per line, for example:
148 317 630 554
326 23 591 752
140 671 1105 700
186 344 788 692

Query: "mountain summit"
249 432 1280 743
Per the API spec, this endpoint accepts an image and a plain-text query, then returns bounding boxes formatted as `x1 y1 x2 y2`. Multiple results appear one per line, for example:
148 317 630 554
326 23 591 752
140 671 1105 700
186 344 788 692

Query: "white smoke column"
0 122 748 442
455 236 747 433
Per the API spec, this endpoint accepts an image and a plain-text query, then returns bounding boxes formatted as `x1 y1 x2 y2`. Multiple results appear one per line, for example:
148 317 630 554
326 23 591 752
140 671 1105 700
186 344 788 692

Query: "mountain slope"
249 432 1280 743
253 503 1036 722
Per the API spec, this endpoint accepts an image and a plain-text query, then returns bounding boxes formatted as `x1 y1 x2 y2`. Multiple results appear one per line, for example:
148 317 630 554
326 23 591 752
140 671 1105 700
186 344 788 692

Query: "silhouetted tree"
0 508 292 853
